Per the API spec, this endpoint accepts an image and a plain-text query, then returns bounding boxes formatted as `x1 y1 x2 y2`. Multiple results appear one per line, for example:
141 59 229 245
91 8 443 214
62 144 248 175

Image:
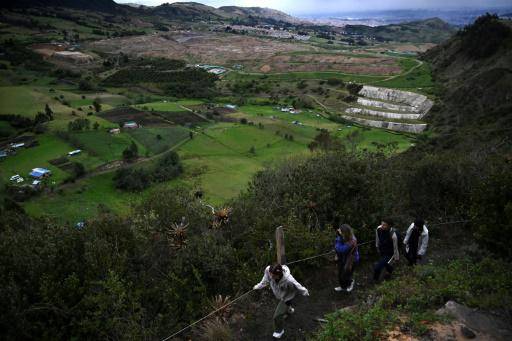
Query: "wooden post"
276 226 286 265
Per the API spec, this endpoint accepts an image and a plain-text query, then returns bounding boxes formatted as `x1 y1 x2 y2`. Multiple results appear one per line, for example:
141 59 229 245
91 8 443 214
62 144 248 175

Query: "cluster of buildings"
10 168 51 188
280 107 301 114
195 64 227 75
225 25 311 41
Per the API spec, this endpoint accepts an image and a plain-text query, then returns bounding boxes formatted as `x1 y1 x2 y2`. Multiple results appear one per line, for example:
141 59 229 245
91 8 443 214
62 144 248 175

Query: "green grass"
128 126 190 155
224 71 387 83
23 172 141 223
70 130 145 162
316 257 512 340
133 99 204 112
0 134 78 184
375 62 433 90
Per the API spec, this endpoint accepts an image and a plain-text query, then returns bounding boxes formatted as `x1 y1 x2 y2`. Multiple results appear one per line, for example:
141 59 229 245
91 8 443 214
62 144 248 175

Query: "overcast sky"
117 1 512 14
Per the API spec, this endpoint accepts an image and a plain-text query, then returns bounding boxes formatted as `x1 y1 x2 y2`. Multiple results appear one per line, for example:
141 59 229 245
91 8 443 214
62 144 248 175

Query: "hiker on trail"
404 218 429 266
334 224 360 292
374 218 400 281
253 264 309 339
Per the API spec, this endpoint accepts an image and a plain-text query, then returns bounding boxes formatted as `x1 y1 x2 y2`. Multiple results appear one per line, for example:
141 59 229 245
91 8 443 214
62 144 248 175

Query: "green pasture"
224 71 388 83
133 99 204 112
69 130 145 162
128 126 190 155
0 134 78 184
24 172 141 223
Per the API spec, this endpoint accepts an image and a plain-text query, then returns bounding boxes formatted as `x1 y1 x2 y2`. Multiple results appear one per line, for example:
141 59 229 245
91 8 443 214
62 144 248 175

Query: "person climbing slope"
334 224 360 292
404 218 429 266
374 217 400 281
253 264 309 339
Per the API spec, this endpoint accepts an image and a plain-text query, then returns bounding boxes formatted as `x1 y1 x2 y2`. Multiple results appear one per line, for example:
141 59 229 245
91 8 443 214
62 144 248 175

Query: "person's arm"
403 223 413 246
335 236 351 254
392 231 399 261
375 227 380 252
253 267 270 290
288 274 309 296
418 227 429 256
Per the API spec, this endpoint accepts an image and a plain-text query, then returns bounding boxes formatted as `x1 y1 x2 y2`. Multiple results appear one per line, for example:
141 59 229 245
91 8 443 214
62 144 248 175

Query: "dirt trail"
233 257 376 340
227 224 474 340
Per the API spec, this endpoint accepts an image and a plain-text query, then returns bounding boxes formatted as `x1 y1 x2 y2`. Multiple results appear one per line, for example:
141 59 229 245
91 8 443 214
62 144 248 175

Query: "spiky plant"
167 220 189 249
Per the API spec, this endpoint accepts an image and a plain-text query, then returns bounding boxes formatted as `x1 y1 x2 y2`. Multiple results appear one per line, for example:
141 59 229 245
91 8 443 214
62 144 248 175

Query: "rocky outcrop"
342 115 427 133
343 85 433 133
358 85 433 117
345 107 421 120
357 98 416 113
435 301 512 341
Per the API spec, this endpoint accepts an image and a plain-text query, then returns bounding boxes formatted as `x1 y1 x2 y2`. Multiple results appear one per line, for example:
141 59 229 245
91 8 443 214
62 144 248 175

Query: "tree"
249 146 256 154
93 122 100 130
93 98 102 113
71 162 86 178
308 130 342 151
189 131 194 139
78 79 93 91
44 104 54 120
122 142 139 161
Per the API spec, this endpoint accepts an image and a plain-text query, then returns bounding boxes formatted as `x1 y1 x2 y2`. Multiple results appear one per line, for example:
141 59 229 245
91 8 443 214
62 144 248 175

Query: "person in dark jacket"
404 218 429 266
334 224 360 292
373 218 399 281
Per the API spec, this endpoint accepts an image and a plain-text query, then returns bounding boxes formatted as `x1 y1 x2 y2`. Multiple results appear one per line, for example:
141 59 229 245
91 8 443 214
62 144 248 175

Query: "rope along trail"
160 220 469 340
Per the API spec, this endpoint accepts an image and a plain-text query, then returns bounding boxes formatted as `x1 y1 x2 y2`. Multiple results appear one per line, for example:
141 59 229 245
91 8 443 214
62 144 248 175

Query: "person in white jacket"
404 218 429 265
253 264 309 339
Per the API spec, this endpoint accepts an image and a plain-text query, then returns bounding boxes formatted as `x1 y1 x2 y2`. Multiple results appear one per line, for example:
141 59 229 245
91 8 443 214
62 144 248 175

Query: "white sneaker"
273 330 285 338
347 280 355 292
288 306 295 314
334 286 344 292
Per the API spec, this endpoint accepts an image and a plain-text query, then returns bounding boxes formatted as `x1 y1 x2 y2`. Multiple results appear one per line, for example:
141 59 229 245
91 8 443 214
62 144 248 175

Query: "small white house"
10 143 25 149
68 149 81 156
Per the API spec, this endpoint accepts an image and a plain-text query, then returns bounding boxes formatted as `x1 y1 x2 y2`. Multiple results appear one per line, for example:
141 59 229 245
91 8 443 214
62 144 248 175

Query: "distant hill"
0 0 120 12
218 6 301 24
150 2 227 21
422 14 512 141
344 18 456 43
150 2 301 24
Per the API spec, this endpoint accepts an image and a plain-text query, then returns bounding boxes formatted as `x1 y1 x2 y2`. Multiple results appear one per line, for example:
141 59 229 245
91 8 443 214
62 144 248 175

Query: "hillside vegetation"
0 7 510 341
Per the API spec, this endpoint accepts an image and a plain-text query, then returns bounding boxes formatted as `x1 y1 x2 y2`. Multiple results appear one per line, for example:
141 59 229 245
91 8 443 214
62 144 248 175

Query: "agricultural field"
0 12 433 223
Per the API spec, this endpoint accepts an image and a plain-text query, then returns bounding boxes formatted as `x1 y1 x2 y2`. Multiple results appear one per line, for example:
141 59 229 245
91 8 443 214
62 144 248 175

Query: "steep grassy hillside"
422 14 512 143
345 18 456 43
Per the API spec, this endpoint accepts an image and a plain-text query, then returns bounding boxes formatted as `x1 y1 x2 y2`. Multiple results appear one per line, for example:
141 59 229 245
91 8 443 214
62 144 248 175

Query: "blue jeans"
373 255 393 280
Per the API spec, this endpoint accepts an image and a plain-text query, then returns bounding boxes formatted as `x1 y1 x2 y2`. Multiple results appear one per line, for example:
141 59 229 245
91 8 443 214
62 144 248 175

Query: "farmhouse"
29 168 52 179
0 150 7 159
68 149 82 156
225 104 237 110
109 128 121 134
10 142 25 149
123 121 139 129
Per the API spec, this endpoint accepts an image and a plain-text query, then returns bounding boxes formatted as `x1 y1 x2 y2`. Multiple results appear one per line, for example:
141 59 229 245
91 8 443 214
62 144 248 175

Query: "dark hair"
414 218 425 229
340 224 354 241
382 217 394 226
270 264 283 275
